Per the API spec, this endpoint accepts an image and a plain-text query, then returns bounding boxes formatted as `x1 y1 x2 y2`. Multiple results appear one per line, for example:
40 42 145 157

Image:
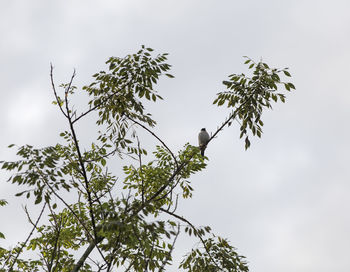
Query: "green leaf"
283 70 291 77
257 130 262 138
279 95 286 103
288 82 296 90
34 196 42 204
15 191 26 197
245 136 251 150
101 158 106 166
218 99 225 106
284 83 290 91
272 94 277 102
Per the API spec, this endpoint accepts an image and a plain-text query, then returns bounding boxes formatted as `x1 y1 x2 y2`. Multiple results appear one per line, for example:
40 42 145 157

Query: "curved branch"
126 115 178 168
159 208 221 270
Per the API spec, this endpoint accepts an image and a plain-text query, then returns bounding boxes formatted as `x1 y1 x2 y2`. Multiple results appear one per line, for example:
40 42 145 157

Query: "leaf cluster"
213 58 295 149
82 46 173 152
180 236 248 272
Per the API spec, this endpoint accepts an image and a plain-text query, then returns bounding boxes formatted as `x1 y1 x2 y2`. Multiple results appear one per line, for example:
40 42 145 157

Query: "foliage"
0 46 294 271
213 57 295 149
0 199 7 240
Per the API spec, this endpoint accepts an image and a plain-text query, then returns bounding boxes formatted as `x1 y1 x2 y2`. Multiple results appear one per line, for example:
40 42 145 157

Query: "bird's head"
201 128 206 131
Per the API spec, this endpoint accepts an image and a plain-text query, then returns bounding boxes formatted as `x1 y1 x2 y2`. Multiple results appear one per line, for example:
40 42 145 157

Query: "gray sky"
1 0 350 271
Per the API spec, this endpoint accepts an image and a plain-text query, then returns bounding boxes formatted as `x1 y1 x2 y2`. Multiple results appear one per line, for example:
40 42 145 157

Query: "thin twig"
8 203 46 271
136 136 145 204
30 159 107 265
46 203 63 272
159 208 221 270
206 93 255 148
159 223 181 272
62 71 99 243
71 77 134 124
50 64 68 119
126 115 178 168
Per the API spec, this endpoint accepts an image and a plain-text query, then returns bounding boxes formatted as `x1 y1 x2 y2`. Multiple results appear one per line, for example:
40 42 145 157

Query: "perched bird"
198 128 210 156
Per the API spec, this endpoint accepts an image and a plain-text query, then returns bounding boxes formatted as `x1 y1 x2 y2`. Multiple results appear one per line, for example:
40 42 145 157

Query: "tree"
0 46 295 272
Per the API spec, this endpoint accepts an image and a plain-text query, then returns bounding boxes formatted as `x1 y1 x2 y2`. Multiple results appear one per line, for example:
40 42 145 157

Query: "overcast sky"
1 0 350 271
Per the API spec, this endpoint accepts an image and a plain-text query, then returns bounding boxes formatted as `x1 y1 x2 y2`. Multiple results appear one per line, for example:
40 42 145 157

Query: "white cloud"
7 87 48 129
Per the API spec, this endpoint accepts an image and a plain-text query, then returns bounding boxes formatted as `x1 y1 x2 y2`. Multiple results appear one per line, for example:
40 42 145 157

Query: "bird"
198 128 210 156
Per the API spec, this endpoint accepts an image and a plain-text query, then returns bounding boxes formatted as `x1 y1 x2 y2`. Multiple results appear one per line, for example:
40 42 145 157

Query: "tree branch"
159 208 221 270
8 203 46 272
71 236 104 272
47 204 64 272
126 115 178 168
50 64 68 119
71 77 134 124
159 223 180 272
62 71 99 242
136 136 145 204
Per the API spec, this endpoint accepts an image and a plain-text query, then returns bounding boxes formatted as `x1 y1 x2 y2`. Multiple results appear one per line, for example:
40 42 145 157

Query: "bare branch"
50 64 68 118
126 115 178 168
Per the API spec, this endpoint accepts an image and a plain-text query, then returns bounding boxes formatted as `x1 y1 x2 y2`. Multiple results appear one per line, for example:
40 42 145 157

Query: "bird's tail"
201 149 205 156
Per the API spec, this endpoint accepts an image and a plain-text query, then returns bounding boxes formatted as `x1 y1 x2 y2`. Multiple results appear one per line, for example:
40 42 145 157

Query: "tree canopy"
0 46 294 272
